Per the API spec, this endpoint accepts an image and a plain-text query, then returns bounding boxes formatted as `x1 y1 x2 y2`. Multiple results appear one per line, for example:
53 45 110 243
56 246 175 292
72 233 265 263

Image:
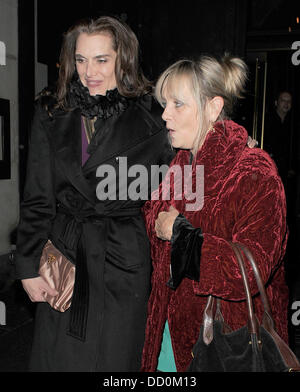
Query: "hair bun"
221 53 248 99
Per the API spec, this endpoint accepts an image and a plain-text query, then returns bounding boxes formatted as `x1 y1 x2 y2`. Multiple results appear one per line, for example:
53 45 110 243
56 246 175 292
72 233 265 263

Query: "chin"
170 138 179 148
88 89 105 96
172 141 186 149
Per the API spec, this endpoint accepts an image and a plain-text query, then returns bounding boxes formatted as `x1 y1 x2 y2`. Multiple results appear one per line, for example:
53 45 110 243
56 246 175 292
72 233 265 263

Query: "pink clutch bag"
39 240 75 312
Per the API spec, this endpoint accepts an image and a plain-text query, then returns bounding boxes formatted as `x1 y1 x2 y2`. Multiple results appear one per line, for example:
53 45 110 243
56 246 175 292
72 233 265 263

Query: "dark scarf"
69 77 130 119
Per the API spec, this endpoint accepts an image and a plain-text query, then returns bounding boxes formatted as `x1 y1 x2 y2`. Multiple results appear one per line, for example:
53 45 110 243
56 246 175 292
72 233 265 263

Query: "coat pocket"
105 216 150 270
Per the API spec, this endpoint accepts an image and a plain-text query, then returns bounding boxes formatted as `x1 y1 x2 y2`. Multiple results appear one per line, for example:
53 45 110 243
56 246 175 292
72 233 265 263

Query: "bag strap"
203 242 277 343
233 242 300 371
230 243 262 337
202 242 300 371
234 242 274 330
202 242 261 345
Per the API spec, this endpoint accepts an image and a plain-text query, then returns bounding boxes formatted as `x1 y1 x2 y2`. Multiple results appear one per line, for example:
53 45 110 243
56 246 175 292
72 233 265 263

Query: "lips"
86 80 103 88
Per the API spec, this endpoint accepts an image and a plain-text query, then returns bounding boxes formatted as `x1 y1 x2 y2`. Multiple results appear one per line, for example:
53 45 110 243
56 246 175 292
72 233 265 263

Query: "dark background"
19 0 300 187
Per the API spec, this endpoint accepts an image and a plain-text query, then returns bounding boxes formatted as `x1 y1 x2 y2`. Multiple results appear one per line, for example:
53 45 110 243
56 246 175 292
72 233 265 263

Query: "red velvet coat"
141 120 289 372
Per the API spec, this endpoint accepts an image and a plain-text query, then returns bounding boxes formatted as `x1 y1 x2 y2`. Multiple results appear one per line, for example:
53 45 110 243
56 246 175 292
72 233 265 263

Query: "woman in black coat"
15 16 174 372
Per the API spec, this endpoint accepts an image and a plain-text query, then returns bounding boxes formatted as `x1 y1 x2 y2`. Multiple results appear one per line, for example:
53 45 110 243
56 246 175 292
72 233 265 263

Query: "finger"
36 295 47 302
154 222 162 239
169 205 179 215
155 214 165 226
27 293 36 302
35 288 49 302
40 282 58 297
157 211 168 219
45 287 59 297
28 292 47 303
156 229 163 239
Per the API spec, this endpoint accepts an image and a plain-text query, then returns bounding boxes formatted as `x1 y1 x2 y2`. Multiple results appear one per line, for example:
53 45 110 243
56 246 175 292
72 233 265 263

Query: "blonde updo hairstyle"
155 54 248 155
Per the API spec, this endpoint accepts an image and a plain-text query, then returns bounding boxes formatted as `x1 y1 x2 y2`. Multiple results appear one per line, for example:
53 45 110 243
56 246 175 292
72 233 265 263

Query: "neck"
276 109 286 123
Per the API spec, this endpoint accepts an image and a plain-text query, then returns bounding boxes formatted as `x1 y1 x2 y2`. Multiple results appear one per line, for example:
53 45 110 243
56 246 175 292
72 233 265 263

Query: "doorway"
235 47 300 355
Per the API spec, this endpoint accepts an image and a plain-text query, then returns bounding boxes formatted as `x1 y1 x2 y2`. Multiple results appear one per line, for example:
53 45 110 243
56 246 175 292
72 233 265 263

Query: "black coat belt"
56 205 142 341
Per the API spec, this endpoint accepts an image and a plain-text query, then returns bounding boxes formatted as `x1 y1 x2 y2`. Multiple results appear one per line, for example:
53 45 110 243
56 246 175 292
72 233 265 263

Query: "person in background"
141 55 289 372
264 90 297 269
15 15 174 372
264 90 293 187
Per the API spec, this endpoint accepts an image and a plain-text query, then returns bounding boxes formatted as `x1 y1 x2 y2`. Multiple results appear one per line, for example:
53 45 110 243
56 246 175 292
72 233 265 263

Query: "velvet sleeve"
192 171 287 301
167 214 202 290
142 151 178 262
14 101 56 279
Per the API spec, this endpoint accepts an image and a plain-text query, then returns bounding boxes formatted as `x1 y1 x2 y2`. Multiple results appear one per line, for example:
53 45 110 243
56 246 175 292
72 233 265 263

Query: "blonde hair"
155 54 248 154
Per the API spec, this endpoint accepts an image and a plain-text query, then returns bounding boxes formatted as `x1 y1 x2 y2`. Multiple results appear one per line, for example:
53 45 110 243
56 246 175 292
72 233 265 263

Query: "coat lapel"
82 100 164 174
50 98 164 204
51 108 96 204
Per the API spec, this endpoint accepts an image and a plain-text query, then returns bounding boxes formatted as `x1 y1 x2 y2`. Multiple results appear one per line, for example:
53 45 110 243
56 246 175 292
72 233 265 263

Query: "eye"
161 101 166 108
75 58 84 64
97 58 107 63
174 100 183 108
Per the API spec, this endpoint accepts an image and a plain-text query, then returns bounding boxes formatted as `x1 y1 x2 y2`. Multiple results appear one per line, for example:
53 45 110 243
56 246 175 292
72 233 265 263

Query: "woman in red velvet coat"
141 55 289 372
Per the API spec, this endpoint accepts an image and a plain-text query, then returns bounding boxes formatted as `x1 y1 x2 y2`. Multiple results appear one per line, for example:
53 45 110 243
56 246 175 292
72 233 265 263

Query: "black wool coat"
15 94 174 372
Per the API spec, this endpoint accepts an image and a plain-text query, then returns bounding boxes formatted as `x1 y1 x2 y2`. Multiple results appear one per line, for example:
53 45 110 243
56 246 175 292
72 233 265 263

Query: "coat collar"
48 97 164 203
48 108 96 204
170 119 249 214
194 119 248 175
82 99 164 173
176 120 248 171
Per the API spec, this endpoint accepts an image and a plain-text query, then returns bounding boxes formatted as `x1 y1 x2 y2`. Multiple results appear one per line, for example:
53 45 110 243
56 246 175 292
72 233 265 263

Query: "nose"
85 61 97 78
162 105 171 122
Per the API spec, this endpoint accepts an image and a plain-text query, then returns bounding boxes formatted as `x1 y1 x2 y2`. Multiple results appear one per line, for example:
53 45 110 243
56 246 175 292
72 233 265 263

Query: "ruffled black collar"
69 77 130 119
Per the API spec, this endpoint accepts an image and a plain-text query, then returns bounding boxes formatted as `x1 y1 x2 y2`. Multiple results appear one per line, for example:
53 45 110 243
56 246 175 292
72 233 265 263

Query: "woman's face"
75 32 117 96
161 77 199 151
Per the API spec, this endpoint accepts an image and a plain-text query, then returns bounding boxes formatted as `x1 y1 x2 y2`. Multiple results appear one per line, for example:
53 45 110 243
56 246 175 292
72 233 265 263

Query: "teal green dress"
157 321 177 372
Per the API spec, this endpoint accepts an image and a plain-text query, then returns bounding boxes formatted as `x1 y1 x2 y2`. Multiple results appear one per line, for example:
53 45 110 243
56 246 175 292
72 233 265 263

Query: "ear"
207 96 224 122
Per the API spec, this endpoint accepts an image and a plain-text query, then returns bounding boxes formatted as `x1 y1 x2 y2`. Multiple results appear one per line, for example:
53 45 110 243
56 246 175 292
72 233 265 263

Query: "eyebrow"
75 54 111 59
161 91 184 101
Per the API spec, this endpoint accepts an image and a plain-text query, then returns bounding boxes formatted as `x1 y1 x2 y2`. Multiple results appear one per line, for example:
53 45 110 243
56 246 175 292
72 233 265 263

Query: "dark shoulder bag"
188 242 300 372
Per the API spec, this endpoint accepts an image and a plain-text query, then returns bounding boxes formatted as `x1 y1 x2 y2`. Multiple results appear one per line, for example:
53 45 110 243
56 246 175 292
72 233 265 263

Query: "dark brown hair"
56 15 152 107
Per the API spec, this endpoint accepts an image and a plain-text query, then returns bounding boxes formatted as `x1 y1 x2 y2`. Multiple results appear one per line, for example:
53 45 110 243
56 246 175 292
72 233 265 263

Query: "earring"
208 124 215 133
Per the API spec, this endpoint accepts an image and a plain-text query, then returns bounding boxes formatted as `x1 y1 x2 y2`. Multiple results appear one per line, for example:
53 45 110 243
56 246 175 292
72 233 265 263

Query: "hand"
155 205 179 241
247 136 258 148
22 276 58 303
